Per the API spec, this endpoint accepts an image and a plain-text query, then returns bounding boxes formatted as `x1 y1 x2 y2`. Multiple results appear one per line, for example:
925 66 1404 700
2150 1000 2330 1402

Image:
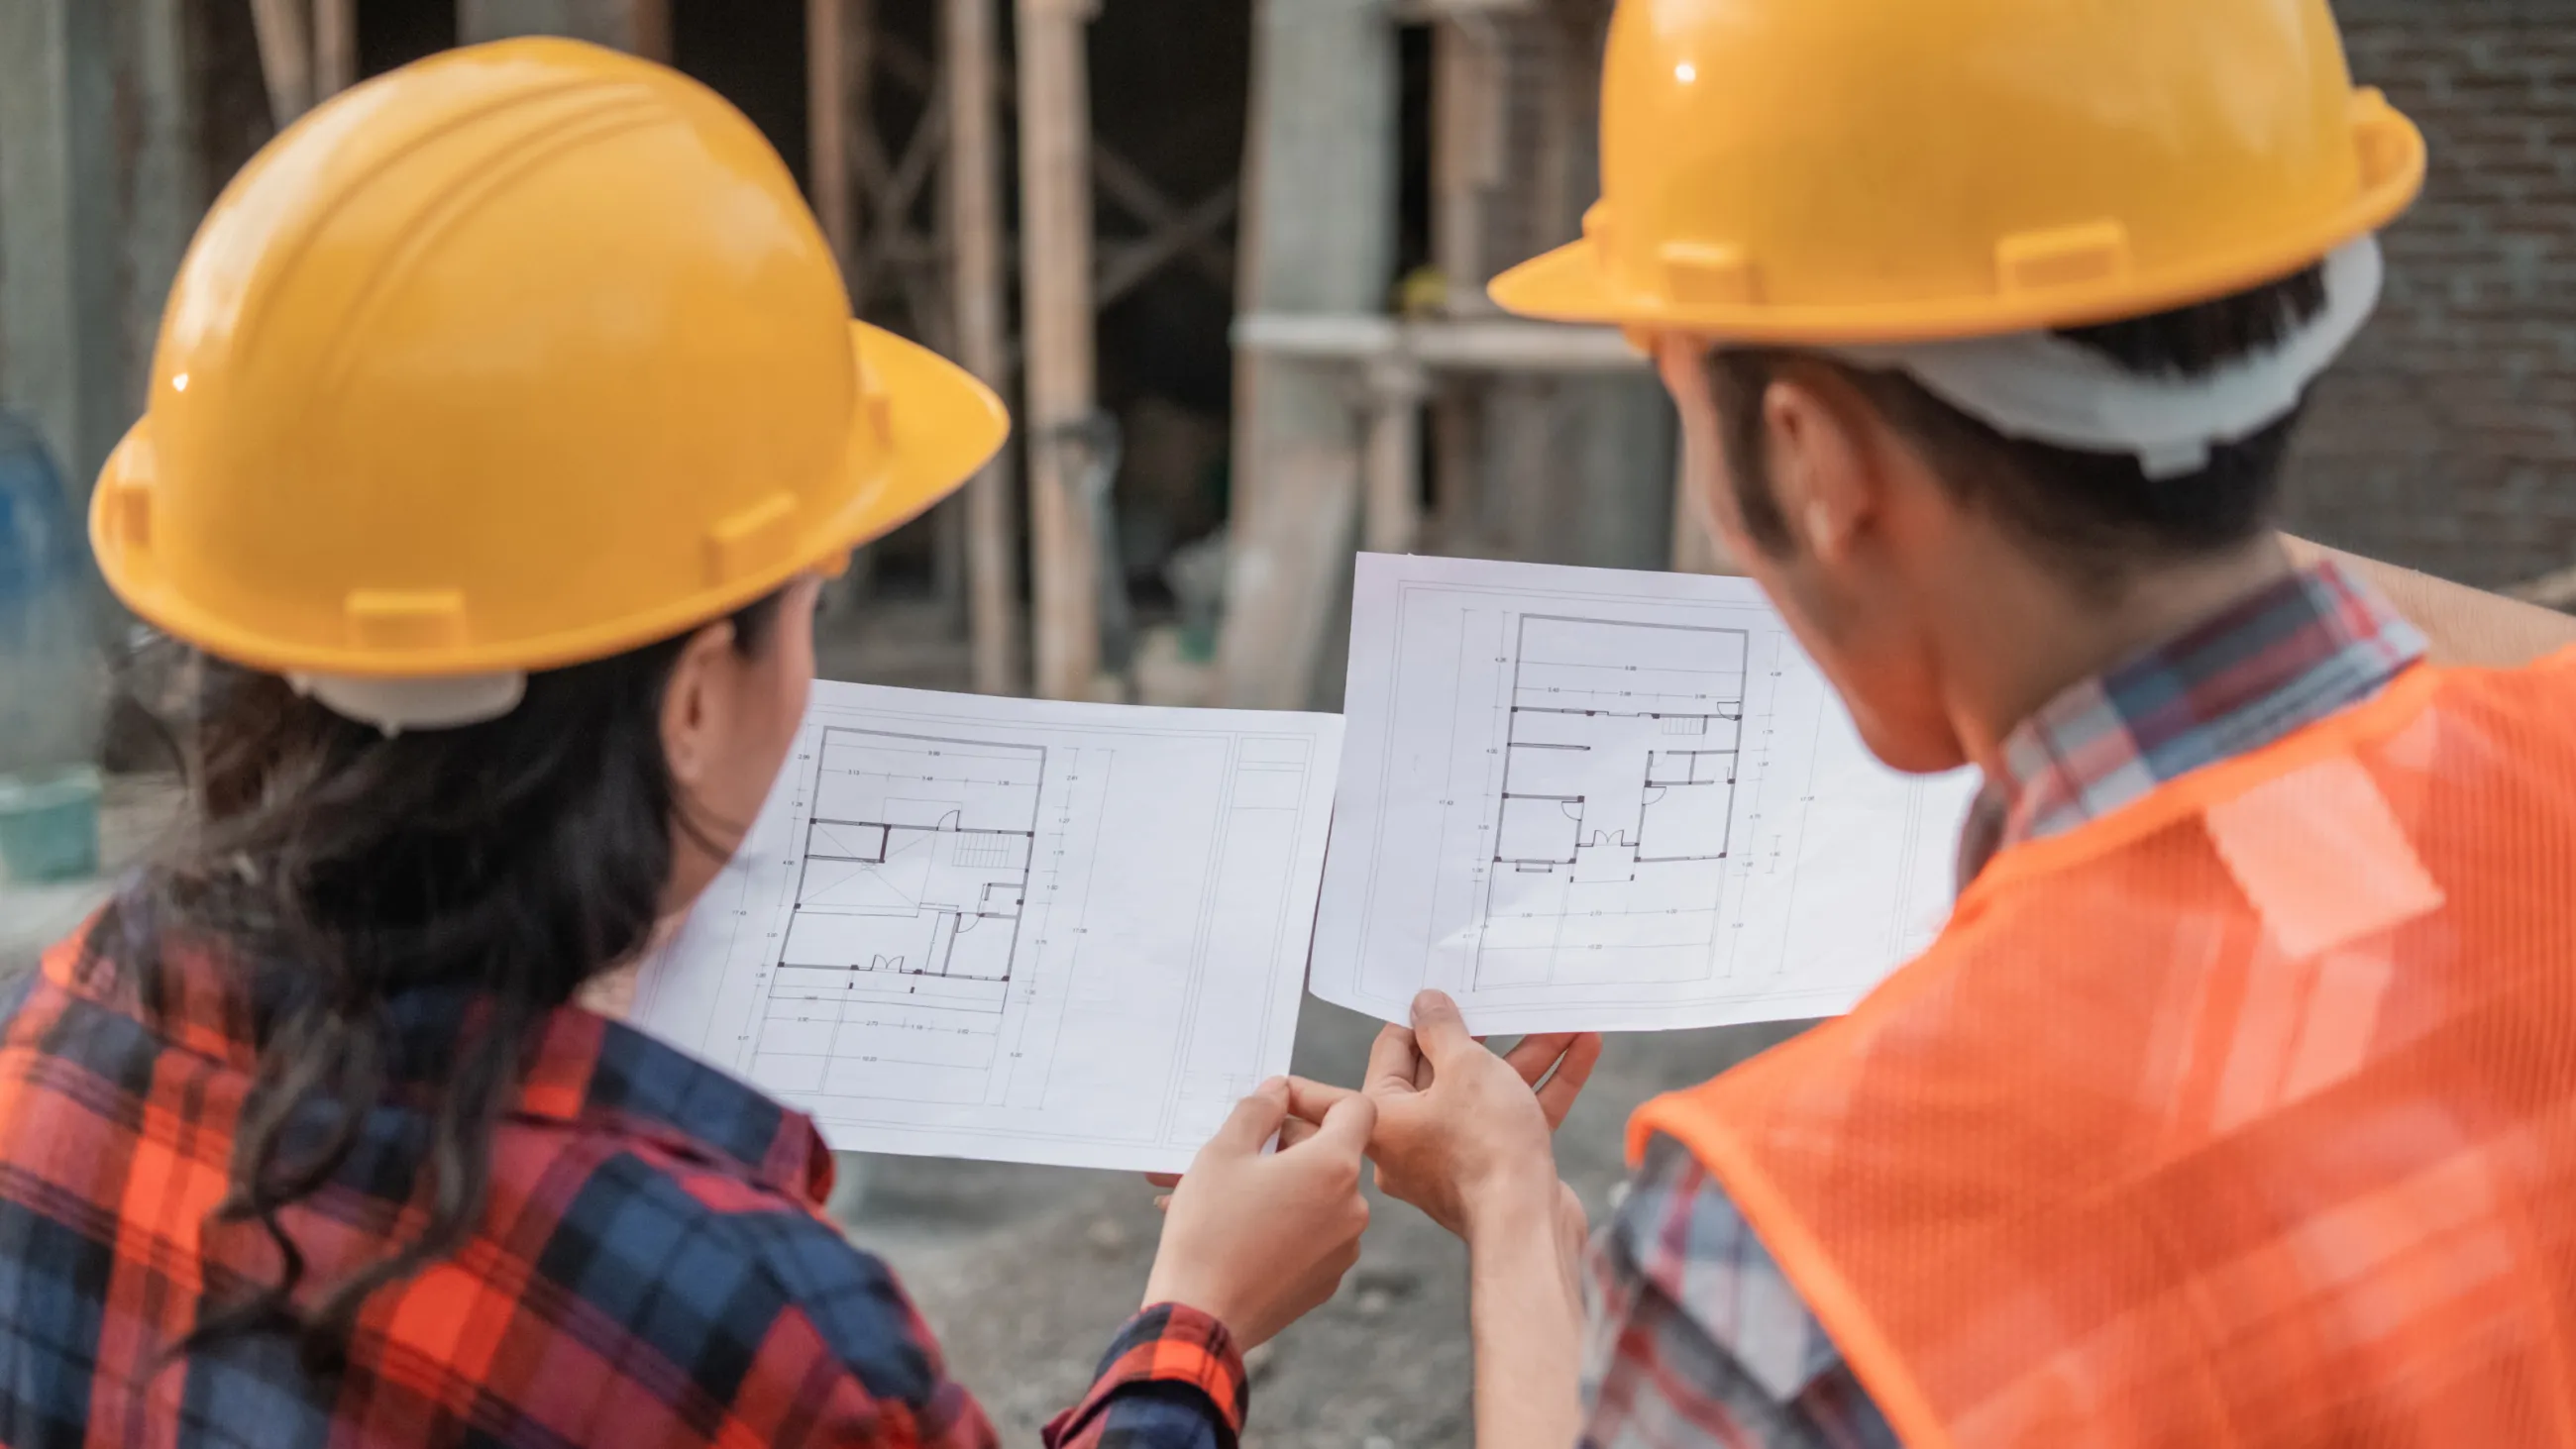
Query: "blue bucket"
0 767 102 882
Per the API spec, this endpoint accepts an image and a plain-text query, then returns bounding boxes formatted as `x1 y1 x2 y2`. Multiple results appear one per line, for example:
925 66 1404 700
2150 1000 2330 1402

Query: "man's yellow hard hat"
1490 0 2427 344
91 39 1006 681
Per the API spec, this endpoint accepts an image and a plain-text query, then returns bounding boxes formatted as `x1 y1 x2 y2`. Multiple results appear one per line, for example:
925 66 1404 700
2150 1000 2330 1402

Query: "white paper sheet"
634 681 1342 1173
1310 554 1979 1035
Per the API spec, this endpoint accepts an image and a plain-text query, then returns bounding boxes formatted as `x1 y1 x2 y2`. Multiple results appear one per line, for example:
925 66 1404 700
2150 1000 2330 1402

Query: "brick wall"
2285 0 2576 587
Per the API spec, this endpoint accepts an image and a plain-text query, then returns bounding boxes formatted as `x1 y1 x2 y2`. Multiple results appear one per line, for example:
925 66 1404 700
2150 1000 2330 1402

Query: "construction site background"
2 2 2571 1444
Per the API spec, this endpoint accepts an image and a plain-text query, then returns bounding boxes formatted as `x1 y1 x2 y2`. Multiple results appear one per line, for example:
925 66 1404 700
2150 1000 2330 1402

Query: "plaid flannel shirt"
0 926 1247 1448
1580 561 2429 1448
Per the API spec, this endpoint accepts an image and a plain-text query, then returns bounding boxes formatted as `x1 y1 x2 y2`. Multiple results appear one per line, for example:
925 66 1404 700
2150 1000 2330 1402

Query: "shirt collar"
1960 559 2426 884
47 921 835 1207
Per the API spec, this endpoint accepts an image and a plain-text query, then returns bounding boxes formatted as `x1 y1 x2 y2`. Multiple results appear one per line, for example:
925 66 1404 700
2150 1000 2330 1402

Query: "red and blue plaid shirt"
0 925 1247 1448
1581 561 2428 1448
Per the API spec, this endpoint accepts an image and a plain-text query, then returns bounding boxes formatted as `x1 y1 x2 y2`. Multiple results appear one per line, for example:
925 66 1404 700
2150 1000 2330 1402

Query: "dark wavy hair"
83 591 788 1379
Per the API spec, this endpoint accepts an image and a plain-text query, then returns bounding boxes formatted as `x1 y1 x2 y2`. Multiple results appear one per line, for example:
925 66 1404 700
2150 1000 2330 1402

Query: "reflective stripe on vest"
1630 651 2576 1449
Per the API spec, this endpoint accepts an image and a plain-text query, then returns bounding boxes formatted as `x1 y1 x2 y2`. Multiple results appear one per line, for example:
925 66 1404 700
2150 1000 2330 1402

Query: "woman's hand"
1141 1078 1376 1348
1360 990 1601 1243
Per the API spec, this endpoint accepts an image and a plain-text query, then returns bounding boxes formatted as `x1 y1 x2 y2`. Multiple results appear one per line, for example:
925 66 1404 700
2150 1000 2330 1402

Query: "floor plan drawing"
757 730 1045 1106
786 729 1039 985
633 681 1343 1172
1480 616 1749 988
1312 553 1979 1036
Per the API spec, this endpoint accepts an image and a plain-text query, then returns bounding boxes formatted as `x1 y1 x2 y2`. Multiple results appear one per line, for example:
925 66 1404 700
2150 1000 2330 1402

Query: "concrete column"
1217 0 1398 710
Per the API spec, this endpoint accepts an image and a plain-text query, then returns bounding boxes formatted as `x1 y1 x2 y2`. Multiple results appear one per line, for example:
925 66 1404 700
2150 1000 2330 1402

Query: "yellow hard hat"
1491 0 2427 344
91 38 1007 684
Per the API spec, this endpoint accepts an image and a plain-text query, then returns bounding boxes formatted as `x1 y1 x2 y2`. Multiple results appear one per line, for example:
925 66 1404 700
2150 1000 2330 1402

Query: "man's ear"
659 619 741 792
1761 365 1883 568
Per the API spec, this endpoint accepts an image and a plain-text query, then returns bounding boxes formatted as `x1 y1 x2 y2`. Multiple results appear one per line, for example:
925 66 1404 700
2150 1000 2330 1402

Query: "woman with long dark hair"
0 39 1371 1447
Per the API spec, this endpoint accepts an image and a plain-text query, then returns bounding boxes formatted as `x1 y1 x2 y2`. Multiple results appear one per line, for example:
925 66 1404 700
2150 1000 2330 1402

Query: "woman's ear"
658 617 741 794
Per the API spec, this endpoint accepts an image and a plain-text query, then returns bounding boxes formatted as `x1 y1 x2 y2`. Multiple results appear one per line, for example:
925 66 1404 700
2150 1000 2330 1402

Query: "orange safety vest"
1631 652 2576 1448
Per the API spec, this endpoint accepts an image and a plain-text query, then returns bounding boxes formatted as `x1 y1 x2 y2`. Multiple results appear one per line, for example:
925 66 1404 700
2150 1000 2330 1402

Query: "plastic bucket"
0 767 102 882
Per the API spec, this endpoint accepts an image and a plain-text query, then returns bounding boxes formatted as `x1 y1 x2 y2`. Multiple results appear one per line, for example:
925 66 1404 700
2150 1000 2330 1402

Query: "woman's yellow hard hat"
1491 0 2427 344
91 39 1007 683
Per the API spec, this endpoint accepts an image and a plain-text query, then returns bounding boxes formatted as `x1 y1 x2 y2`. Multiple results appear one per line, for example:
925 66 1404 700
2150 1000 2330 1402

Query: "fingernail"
1261 1076 1288 1094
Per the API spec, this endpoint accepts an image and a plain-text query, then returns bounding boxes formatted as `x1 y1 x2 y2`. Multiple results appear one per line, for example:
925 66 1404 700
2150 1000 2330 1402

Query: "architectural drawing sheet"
1311 554 1979 1035
634 682 1342 1173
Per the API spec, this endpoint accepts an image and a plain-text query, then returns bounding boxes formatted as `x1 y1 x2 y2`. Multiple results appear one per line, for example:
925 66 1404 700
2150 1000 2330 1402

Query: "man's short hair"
1705 264 2330 591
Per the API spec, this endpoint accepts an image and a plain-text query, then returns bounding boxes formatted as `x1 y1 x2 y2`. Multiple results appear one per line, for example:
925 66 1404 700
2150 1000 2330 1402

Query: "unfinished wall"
2286 0 2576 588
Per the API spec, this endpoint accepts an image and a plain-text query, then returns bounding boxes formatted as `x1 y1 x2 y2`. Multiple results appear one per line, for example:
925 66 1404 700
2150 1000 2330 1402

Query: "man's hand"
1361 990 1601 1242
1142 1078 1376 1348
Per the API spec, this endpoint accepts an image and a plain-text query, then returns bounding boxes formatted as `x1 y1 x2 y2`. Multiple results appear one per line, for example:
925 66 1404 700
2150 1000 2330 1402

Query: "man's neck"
1936 534 2296 779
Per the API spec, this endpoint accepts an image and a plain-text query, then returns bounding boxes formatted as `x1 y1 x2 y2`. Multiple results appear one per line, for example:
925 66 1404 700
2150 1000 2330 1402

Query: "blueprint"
634 681 1342 1172
1309 554 1979 1035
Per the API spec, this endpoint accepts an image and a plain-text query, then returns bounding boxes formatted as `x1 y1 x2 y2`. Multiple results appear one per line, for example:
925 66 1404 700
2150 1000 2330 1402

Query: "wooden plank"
806 0 872 280
247 0 314 122
1430 18 1498 302
627 0 671 61
312 0 358 98
854 102 945 303
1091 150 1235 290
944 0 1022 694
1016 0 1102 699
877 33 1234 290
1363 359 1427 555
1096 181 1237 309
1431 389 1478 544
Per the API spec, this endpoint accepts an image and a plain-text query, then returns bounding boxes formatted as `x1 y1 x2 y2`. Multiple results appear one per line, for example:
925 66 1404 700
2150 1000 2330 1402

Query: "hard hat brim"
1489 105 2425 346
836 324 1011 562
93 323 1010 680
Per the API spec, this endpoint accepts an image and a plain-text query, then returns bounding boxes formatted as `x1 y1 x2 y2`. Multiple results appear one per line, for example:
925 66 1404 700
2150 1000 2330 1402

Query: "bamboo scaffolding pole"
1016 0 1103 699
943 0 1023 693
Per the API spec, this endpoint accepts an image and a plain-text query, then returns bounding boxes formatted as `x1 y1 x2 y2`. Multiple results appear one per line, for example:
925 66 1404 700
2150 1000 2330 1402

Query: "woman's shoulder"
483 1106 981 1435
483 1020 971 1417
